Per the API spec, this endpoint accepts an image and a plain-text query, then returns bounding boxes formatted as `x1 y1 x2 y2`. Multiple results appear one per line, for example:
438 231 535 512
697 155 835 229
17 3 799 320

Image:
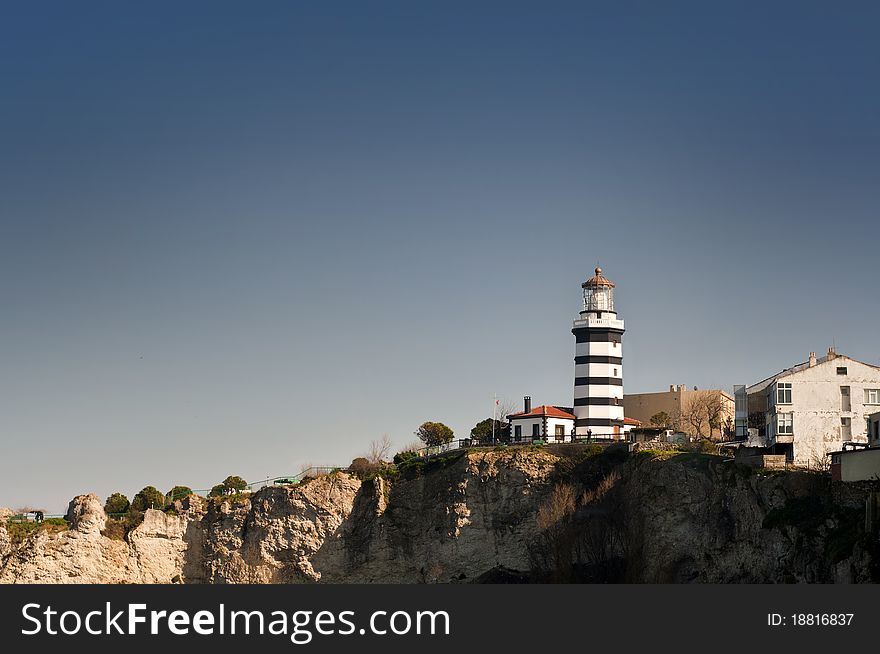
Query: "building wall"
510 418 543 441
764 357 880 466
840 448 880 482
623 387 734 439
868 411 880 447
510 417 574 442
545 417 575 441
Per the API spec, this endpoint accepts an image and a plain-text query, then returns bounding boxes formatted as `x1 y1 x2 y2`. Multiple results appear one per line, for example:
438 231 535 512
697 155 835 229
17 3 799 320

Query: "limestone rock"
1 453 877 584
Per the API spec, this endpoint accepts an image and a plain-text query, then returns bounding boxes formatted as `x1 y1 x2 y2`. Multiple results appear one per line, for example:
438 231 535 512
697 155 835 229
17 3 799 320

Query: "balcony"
573 317 624 330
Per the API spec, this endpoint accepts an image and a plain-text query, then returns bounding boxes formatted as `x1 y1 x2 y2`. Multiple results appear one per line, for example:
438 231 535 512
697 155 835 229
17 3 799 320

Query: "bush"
5 518 69 544
348 457 377 478
103 511 145 540
166 486 193 503
393 450 420 465
101 518 127 541
209 476 249 497
130 486 165 512
222 475 248 491
103 492 130 515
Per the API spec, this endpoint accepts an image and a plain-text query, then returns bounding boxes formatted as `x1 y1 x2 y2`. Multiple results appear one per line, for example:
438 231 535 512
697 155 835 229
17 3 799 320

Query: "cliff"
1 447 877 583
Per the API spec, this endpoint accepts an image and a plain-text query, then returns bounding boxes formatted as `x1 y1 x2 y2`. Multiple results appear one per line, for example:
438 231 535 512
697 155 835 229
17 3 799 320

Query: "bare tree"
399 440 424 454
367 434 393 465
678 392 728 440
529 483 579 582
496 399 517 423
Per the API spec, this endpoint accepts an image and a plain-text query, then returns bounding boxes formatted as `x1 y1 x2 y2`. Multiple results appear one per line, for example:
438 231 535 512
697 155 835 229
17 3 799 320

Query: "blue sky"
2 1 879 511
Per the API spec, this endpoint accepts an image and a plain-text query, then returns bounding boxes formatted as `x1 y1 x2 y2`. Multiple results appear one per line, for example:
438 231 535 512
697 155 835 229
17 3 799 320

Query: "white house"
509 397 576 443
746 348 880 467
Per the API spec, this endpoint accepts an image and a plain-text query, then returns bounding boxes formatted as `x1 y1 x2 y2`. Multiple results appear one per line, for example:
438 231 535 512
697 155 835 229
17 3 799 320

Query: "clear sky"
2 1 879 512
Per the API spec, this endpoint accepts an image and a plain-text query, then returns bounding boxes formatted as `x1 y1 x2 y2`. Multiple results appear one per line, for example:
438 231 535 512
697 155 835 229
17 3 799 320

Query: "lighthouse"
572 267 625 438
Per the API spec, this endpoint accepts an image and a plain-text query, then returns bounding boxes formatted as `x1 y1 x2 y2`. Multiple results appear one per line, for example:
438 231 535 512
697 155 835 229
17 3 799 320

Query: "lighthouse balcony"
573 316 624 330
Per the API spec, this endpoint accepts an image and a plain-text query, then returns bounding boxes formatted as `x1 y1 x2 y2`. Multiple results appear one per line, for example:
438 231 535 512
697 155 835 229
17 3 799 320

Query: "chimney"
669 385 675 392
809 351 817 367
827 346 837 360
524 396 531 413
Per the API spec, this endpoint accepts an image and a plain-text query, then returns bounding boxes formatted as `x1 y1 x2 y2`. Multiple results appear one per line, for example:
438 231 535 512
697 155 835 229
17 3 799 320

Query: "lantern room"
581 267 615 314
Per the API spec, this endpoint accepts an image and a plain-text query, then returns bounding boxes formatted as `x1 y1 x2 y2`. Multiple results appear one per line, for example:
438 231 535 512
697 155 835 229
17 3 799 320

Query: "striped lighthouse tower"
572 267 625 438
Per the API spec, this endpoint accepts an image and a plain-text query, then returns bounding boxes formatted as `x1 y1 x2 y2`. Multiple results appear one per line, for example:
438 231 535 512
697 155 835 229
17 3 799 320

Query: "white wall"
510 418 543 441
510 417 575 442
574 385 622 400
768 357 880 466
546 417 575 441
574 362 623 378
575 341 622 357
840 448 880 482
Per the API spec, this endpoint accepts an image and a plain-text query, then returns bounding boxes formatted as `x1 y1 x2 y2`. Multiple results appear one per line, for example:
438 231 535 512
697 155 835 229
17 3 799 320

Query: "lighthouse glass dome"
581 267 615 313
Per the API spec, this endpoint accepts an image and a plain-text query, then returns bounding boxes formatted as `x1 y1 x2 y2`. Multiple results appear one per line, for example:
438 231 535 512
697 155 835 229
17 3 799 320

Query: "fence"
168 467 344 502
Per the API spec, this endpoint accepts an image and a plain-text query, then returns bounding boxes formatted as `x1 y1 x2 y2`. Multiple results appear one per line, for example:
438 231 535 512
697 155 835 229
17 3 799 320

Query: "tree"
166 486 193 503
348 457 375 477
722 416 735 441
208 476 248 497
415 421 454 446
677 392 728 441
470 418 507 444
130 486 165 512
367 434 393 465
222 476 248 492
649 411 671 429
103 493 130 515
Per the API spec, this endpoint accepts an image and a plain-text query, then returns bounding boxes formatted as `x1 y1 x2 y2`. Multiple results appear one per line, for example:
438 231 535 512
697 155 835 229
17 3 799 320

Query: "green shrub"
104 492 130 515
166 486 193 504
348 457 378 479
131 486 165 512
5 518 68 544
209 475 249 497
393 450 420 465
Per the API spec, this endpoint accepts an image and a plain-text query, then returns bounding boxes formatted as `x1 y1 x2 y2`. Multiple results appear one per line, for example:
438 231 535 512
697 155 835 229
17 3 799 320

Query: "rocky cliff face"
1 448 876 583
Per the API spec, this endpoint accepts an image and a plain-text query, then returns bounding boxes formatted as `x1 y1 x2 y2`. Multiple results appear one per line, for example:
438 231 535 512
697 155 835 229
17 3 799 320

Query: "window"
841 417 852 440
837 367 848 375
514 425 522 440
613 368 618 377
532 424 540 438
776 382 792 405
777 413 793 435
841 386 851 412
554 425 565 437
865 389 880 404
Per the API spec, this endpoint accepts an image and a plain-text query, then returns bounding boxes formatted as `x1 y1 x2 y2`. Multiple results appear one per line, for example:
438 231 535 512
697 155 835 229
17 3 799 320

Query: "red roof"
509 405 576 420
624 417 641 426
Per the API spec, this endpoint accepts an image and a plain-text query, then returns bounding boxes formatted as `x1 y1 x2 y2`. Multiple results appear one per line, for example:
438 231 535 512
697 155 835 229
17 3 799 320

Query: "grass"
4 518 69 544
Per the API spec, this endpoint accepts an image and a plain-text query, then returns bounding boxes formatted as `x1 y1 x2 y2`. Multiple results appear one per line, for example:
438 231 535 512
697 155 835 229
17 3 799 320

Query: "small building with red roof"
508 396 642 443
508 396 576 442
